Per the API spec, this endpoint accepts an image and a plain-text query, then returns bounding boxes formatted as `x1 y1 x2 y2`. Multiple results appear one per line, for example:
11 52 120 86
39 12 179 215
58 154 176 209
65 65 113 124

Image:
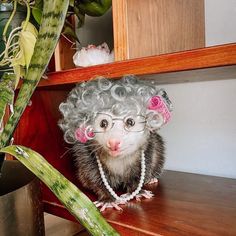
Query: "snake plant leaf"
0 145 119 236
0 0 70 149
0 73 15 130
12 64 24 88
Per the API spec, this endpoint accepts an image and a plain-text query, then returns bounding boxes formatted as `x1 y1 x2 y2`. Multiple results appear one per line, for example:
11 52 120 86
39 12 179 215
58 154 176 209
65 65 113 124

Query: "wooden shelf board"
39 43 236 87
43 170 236 235
143 65 236 84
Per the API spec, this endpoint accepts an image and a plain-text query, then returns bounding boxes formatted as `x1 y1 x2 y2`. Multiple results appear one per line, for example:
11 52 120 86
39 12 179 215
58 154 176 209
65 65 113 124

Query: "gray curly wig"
59 75 171 144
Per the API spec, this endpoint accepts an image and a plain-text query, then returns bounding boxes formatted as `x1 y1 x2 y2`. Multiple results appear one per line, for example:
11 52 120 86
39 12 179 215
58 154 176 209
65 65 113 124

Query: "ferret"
59 76 171 211
73 115 165 211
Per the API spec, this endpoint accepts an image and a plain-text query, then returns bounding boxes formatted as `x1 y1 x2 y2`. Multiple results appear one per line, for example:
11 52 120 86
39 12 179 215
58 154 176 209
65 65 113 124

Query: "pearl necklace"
96 150 146 202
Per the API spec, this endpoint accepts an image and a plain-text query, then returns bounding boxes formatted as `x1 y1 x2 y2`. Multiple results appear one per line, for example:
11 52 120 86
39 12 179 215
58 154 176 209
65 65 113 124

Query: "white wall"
160 79 236 179
75 1 236 178
205 0 236 46
161 0 236 178
77 9 113 50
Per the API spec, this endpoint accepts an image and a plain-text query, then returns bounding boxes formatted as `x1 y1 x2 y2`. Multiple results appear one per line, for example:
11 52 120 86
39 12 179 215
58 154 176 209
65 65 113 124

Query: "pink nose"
107 139 121 151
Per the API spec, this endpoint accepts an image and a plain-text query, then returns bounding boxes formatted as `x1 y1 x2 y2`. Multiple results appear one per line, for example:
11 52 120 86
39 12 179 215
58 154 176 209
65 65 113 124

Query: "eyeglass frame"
93 112 147 133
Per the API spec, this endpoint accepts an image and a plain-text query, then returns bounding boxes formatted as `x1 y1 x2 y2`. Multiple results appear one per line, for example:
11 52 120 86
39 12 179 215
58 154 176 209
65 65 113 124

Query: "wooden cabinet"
14 43 236 235
12 1 236 235
51 0 205 70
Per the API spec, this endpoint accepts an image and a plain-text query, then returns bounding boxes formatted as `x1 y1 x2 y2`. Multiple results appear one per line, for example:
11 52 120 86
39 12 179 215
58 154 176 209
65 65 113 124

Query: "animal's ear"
146 89 173 130
64 129 77 144
146 112 164 131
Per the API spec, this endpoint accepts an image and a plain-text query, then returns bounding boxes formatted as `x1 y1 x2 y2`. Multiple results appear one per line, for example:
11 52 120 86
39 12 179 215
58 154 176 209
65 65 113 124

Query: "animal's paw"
135 190 154 201
94 199 127 212
146 178 159 185
120 190 154 202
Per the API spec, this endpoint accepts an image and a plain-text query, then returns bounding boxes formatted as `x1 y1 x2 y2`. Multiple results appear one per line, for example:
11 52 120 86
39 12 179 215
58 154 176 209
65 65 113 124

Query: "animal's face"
93 112 149 158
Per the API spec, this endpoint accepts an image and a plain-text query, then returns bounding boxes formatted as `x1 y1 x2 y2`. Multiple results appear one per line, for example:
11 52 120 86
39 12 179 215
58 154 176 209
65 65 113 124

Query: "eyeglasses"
93 113 146 133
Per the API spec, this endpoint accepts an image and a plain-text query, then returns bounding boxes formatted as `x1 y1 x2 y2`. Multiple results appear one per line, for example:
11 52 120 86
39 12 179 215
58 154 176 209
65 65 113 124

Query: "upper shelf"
39 43 236 88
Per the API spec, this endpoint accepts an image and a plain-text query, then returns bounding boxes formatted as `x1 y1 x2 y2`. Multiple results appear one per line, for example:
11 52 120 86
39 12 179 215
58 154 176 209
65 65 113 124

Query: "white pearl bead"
96 149 146 202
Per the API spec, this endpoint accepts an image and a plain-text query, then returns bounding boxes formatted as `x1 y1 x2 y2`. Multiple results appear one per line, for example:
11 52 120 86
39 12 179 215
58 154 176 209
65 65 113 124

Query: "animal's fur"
73 132 165 202
59 77 171 203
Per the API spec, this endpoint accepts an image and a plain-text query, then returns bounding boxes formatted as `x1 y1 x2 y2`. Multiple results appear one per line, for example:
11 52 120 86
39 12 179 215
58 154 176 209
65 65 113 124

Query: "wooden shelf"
15 42 236 235
43 170 236 235
38 43 236 88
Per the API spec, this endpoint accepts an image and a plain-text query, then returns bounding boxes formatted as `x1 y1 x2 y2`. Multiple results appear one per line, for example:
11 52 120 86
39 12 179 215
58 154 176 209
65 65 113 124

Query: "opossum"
59 76 172 211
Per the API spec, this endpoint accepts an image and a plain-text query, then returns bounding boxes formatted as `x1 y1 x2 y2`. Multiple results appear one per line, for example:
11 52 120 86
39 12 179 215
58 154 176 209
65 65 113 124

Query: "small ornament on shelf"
73 43 114 67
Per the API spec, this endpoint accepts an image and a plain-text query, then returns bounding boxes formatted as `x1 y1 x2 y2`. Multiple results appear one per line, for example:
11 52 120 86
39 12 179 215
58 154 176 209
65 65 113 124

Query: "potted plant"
0 1 117 235
0 158 44 235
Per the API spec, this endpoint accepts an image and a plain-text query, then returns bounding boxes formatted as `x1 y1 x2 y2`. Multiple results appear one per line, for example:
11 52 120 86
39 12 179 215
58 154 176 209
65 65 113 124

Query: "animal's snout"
107 139 121 151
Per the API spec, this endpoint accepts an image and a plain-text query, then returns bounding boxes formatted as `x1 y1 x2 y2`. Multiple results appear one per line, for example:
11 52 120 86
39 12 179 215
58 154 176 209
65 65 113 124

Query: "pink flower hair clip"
75 125 95 143
147 93 172 125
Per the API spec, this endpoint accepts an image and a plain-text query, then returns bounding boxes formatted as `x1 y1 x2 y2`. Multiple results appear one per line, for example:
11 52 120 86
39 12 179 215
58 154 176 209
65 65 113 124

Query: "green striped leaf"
0 0 69 148
0 73 15 129
0 145 119 236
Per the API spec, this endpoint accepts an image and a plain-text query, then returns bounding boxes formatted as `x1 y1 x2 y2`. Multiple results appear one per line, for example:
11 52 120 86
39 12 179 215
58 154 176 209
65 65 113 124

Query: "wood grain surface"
112 0 129 61
14 86 236 235
44 170 236 235
38 43 236 87
113 0 205 60
126 0 205 58
54 36 76 71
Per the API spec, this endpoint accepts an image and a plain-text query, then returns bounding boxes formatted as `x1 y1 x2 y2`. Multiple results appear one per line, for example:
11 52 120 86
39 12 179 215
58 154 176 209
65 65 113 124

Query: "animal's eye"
126 118 135 127
100 119 109 128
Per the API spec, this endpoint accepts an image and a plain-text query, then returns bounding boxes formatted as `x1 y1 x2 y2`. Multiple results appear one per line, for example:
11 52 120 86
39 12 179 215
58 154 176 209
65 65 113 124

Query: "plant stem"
3 26 21 59
22 0 31 31
2 0 17 42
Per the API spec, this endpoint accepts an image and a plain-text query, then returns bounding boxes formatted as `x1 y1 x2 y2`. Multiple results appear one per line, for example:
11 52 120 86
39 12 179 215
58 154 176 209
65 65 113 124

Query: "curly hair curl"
59 75 170 144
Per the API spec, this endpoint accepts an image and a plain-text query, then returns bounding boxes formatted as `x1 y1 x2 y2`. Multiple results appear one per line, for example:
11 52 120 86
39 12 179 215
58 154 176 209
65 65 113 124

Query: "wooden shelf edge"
43 170 236 235
39 43 236 87
43 201 146 235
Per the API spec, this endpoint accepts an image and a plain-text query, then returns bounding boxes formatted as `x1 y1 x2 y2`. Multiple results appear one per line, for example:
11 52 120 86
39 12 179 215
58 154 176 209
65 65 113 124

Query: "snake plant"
0 0 119 235
1 145 119 235
0 0 69 148
31 0 112 42
0 74 15 132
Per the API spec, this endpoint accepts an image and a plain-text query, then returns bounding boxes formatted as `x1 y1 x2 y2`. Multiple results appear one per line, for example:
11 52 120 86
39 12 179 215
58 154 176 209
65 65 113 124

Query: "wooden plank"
112 0 129 61
54 36 76 71
38 43 236 87
142 65 236 84
53 15 77 71
113 0 205 60
43 171 236 235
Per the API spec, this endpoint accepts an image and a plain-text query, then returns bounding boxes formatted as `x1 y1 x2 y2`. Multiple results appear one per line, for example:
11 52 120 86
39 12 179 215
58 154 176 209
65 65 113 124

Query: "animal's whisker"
60 147 74 159
89 144 103 153
85 143 102 148
89 145 103 156
73 143 102 153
